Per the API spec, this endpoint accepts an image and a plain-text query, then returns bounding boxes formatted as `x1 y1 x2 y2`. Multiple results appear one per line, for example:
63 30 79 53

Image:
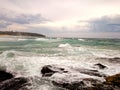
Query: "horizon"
0 0 120 38
0 30 120 39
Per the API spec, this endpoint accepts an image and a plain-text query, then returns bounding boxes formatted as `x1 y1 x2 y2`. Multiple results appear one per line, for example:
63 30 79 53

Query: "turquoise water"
0 38 119 55
0 36 120 90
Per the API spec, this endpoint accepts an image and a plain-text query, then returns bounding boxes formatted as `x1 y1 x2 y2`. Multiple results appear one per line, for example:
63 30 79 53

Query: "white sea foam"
0 54 119 77
0 52 120 90
58 43 72 48
35 38 61 42
35 38 48 41
78 47 87 51
78 39 85 41
17 38 28 41
91 49 120 58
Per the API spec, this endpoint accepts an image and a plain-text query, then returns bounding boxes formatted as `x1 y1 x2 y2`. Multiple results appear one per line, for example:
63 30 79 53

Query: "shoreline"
0 31 45 38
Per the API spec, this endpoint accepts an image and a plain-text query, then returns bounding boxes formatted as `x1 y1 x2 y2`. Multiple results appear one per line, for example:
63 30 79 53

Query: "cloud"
0 9 48 28
0 21 11 28
89 15 120 32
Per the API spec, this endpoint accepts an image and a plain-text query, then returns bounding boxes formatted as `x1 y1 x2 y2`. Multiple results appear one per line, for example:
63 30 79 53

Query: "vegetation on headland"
0 31 45 37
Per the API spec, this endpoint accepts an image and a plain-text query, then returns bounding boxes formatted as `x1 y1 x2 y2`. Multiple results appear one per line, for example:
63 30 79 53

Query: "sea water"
0 36 120 90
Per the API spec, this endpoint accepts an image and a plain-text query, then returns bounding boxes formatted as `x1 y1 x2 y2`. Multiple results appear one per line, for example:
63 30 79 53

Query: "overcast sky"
0 0 120 38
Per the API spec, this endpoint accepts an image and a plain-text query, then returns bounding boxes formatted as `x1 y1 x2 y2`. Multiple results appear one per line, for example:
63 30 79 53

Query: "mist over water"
0 36 120 90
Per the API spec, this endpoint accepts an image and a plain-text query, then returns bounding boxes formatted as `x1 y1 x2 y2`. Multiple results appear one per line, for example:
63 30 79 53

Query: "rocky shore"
41 64 120 90
0 63 120 90
0 70 31 90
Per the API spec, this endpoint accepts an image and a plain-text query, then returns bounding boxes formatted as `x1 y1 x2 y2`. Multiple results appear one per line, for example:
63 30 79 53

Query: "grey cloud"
0 21 11 28
0 9 48 28
0 13 47 24
89 15 120 32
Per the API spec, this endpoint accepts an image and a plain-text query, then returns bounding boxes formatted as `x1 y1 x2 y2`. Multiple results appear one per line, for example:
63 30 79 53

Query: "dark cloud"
89 15 120 32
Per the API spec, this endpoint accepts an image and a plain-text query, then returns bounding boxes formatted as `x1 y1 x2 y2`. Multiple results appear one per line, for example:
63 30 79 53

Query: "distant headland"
0 31 46 37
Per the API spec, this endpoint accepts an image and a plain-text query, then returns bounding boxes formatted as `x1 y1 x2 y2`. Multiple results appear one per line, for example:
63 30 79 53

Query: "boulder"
105 73 120 87
41 65 106 77
41 65 67 77
74 68 106 77
0 70 14 82
0 77 30 90
52 78 98 90
0 70 31 90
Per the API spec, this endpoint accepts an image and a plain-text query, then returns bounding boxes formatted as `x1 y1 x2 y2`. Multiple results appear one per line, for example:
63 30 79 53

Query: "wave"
35 38 48 41
17 39 28 41
78 39 85 41
35 38 61 43
58 43 72 48
91 49 120 58
0 51 17 58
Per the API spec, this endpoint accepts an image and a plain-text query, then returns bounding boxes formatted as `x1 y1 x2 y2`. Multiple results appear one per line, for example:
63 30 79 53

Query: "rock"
41 65 106 77
0 77 30 90
75 68 106 77
94 63 107 69
41 65 120 90
0 70 14 82
105 73 120 87
41 65 67 77
52 78 116 90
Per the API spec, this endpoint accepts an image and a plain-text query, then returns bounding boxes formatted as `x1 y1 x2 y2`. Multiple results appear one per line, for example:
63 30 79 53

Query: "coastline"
0 31 46 38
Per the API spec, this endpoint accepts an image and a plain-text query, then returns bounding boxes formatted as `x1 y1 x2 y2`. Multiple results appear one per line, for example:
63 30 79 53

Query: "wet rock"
0 70 14 82
41 65 68 77
94 63 107 69
41 65 106 77
74 68 106 77
0 77 30 90
105 73 120 87
41 65 120 90
52 78 115 90
52 78 120 90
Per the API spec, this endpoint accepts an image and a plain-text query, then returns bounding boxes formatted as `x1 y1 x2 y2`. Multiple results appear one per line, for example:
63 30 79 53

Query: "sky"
0 0 120 38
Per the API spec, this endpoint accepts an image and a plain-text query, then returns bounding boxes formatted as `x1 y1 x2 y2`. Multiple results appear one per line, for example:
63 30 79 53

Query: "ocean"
0 36 120 90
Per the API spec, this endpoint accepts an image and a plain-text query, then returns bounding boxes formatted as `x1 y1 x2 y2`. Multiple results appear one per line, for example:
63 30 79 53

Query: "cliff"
0 31 45 37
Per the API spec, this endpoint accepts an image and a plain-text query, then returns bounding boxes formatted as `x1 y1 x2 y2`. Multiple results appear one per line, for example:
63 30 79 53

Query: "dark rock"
113 57 120 59
0 77 30 90
0 70 14 82
41 65 67 77
41 65 106 77
52 80 85 90
52 78 115 90
105 73 120 87
41 65 120 90
52 78 119 90
94 63 107 69
74 68 106 77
